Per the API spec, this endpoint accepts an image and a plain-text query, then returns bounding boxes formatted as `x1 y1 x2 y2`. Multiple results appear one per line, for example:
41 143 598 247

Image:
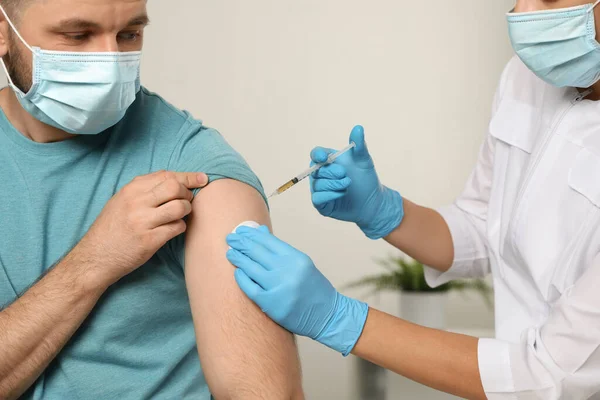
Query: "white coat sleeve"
424 133 495 287
478 253 600 400
423 57 518 288
424 108 500 288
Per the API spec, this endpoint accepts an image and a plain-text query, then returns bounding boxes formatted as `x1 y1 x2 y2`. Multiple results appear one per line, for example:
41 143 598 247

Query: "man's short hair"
2 0 33 24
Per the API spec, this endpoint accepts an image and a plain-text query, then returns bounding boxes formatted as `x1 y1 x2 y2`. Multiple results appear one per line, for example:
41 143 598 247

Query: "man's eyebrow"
126 14 150 27
55 18 102 31
53 14 150 31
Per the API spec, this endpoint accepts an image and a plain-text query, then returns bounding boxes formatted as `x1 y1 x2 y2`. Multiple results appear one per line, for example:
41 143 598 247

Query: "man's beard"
3 30 32 94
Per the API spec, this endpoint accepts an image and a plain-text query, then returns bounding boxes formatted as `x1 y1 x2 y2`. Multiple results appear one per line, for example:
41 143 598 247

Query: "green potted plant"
345 256 493 330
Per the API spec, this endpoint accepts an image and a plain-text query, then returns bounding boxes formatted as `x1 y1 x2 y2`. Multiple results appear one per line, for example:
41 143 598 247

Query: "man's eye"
118 31 142 42
63 32 90 41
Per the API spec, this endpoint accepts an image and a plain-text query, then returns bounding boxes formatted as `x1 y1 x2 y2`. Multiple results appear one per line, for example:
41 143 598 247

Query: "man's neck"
0 88 75 143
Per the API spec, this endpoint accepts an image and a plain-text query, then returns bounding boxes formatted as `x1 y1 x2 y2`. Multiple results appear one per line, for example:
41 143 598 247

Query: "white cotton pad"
229 221 261 250
231 220 260 234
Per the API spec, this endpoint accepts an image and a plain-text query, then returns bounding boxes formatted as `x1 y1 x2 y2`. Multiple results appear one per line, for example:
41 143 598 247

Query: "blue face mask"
0 6 142 135
507 0 600 88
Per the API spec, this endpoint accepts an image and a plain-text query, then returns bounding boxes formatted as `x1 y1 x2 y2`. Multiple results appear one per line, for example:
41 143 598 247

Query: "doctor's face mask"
0 0 148 135
508 0 600 88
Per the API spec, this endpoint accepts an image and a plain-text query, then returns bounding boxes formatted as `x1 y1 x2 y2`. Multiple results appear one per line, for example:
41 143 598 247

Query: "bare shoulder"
190 179 268 226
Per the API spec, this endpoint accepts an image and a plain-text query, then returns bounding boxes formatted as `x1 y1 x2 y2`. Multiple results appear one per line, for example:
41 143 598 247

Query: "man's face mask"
507 0 600 88
0 5 142 135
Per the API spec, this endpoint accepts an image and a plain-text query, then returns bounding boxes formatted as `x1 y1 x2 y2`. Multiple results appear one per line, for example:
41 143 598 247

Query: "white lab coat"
425 56 600 400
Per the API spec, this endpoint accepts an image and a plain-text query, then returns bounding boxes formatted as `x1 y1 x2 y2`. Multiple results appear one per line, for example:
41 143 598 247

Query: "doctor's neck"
584 82 600 101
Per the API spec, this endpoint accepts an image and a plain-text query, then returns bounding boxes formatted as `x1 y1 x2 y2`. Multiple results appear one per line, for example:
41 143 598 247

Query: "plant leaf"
343 255 494 303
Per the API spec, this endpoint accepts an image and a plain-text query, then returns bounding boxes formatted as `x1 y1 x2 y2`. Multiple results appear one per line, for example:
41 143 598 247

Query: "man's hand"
0 170 208 399
78 170 208 288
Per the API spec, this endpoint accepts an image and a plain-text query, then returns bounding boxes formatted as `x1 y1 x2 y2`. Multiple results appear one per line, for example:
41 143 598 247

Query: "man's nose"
512 0 543 13
97 35 119 52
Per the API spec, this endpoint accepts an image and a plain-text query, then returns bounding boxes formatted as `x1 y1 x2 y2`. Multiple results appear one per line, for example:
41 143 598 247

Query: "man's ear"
594 7 600 44
0 19 10 57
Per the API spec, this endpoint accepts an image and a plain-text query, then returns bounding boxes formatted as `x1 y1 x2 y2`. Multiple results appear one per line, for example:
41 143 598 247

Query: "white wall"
151 1 514 398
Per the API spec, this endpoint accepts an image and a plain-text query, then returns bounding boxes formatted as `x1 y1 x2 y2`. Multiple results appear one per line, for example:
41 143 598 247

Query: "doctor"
227 0 600 399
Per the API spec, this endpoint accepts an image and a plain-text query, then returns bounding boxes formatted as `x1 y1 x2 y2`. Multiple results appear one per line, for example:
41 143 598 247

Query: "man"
0 0 303 399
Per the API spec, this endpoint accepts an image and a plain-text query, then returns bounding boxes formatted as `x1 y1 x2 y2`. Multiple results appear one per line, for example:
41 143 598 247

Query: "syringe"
268 142 356 199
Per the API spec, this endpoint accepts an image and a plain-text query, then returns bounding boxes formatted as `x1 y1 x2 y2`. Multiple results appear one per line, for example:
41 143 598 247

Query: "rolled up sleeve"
425 60 515 288
476 254 600 400
425 131 496 288
425 202 492 287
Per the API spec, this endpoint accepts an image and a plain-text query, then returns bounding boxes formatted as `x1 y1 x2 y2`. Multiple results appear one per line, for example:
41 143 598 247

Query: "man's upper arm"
184 179 303 399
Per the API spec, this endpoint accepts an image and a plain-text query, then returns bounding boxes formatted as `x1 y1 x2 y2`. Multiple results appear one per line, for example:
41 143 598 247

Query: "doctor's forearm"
384 199 454 272
352 308 485 400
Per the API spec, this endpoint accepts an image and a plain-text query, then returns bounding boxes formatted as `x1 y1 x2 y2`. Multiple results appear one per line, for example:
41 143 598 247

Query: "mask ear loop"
0 4 33 93
589 0 600 12
0 5 33 52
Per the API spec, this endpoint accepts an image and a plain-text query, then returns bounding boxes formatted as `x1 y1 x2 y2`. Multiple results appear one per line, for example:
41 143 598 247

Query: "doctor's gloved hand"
226 225 369 356
310 125 404 240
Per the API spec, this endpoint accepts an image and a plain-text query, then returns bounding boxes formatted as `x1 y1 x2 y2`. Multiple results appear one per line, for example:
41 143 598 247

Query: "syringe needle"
268 141 356 199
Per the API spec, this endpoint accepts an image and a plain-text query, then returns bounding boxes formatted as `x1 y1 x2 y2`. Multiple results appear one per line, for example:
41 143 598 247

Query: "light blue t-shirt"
0 87 265 399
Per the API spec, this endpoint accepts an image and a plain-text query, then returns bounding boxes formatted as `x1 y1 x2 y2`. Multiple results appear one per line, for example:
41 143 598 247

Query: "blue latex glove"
310 125 404 240
226 225 369 356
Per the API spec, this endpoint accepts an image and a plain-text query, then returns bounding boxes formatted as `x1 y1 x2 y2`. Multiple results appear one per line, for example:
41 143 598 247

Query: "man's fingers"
152 219 188 246
146 170 208 188
153 199 192 227
148 178 194 206
173 172 209 189
132 171 208 194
